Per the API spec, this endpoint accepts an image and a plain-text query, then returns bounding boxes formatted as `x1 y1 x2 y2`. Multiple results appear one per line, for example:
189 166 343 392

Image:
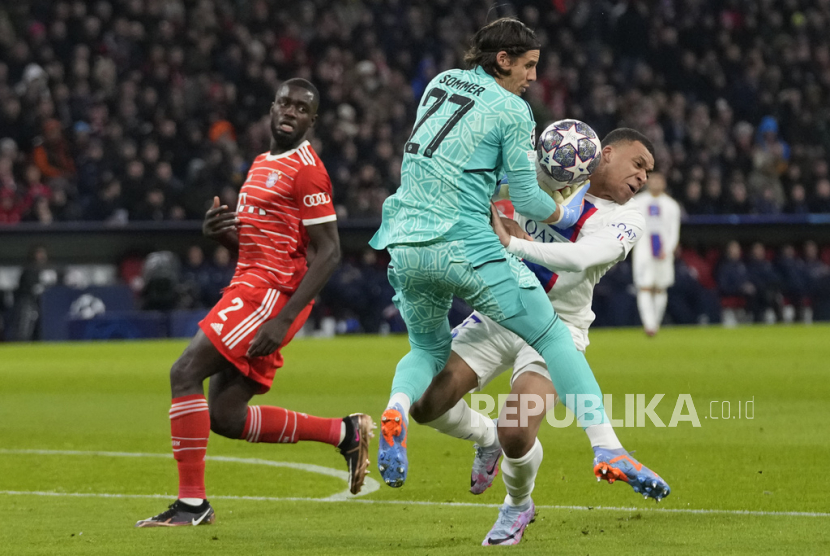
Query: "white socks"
585 422 623 450
425 399 496 447
388 393 412 416
637 290 657 332
638 289 668 333
180 497 203 506
502 438 543 507
654 291 668 330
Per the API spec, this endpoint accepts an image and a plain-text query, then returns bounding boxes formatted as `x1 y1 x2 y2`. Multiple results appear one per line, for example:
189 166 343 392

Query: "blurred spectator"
683 180 705 215
592 261 639 328
75 138 106 197
748 116 788 206
810 179 830 213
180 245 211 309
0 188 25 225
776 244 809 321
320 248 395 333
140 251 181 311
753 187 782 215
22 196 54 225
804 241 830 320
723 180 752 214
746 242 782 322
700 176 724 215
178 245 233 309
84 179 127 223
785 184 810 214
133 188 167 222
667 256 721 325
31 119 75 181
668 248 721 325
204 246 235 307
22 164 50 207
716 240 755 310
7 245 60 341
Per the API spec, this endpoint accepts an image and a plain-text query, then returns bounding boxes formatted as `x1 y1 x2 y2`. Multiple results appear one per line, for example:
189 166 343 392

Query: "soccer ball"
537 119 602 190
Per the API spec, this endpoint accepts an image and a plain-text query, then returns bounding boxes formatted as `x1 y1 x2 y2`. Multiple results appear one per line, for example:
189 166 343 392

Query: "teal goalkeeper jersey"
369 66 558 264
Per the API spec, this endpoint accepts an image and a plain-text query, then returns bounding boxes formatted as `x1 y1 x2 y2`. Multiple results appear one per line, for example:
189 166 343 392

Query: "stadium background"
3 0 830 340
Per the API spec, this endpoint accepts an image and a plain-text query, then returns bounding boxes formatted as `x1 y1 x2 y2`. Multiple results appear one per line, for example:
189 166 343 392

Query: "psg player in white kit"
137 79 374 528
631 172 682 336
409 128 671 546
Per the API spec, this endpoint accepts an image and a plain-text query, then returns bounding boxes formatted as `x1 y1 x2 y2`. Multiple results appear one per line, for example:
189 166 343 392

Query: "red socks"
170 395 210 500
169 397 342 500
242 406 342 446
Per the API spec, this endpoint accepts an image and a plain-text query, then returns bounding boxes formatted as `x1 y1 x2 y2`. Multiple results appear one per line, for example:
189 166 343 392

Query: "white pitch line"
1 449 828 518
1 490 828 518
0 448 380 501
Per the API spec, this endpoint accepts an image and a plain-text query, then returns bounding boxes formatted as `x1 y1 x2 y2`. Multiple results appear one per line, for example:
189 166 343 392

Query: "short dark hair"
279 78 320 112
601 128 655 159
464 17 541 78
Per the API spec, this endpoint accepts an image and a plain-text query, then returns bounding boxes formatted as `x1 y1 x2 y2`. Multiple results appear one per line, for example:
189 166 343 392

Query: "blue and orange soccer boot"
593 447 671 501
377 403 408 487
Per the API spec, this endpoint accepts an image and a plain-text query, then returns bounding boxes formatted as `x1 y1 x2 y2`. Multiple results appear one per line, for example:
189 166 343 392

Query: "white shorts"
632 257 675 289
451 311 563 392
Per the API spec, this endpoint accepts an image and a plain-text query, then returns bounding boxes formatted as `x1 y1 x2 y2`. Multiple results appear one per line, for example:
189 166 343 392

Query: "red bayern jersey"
230 140 336 293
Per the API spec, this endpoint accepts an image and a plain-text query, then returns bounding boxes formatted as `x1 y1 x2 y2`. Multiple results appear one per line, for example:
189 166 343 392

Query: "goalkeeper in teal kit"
371 18 610 491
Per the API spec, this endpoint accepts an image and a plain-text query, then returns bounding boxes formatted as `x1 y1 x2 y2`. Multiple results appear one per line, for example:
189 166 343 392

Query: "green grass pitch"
1 326 829 555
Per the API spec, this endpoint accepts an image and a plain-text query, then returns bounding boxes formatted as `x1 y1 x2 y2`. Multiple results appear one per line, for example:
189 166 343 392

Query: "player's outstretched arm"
507 233 624 272
203 196 240 254
246 220 341 358
497 215 643 273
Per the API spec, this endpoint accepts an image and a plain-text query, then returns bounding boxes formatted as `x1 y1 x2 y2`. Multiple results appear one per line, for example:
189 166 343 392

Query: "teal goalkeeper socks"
531 324 608 428
389 326 452 405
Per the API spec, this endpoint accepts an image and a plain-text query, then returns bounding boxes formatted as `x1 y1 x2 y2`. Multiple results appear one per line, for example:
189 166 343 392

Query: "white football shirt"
506 193 644 350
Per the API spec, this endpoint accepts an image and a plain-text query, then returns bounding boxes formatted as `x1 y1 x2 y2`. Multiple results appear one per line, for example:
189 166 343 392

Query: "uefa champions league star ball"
537 119 602 190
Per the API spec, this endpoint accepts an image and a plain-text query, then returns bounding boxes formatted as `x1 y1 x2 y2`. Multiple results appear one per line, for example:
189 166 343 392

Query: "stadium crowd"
3 0 830 337
3 0 830 222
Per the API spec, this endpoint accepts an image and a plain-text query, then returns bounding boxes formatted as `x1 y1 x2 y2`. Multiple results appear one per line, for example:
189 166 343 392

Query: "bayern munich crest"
265 171 282 188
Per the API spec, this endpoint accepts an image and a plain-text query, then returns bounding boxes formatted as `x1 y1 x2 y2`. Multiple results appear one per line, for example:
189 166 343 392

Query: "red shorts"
199 284 313 393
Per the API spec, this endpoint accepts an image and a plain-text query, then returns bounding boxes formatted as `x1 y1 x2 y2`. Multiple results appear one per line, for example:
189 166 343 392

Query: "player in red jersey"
136 79 374 528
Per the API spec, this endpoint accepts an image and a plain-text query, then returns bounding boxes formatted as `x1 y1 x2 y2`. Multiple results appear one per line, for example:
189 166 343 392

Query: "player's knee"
209 406 244 439
169 355 197 391
409 399 433 424
497 425 535 459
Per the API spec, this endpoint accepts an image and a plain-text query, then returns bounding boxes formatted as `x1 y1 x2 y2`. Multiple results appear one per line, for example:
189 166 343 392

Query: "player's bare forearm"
246 221 340 358
278 220 341 323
